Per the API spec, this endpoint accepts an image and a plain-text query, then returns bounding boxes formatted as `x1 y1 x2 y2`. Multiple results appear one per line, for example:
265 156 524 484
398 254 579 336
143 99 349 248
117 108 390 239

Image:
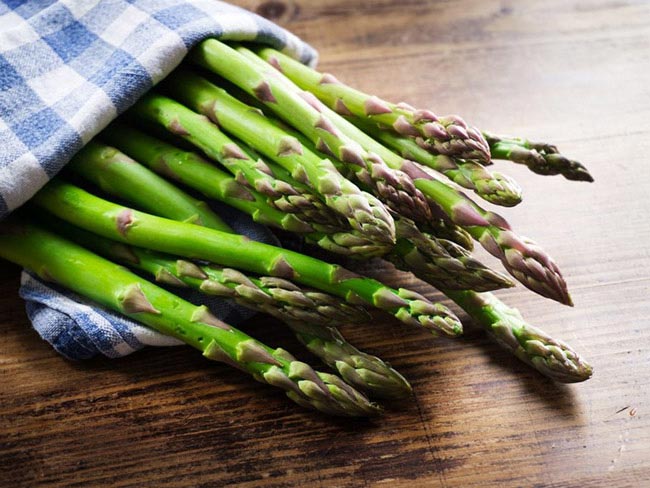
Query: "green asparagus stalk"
249 109 513 290
254 46 491 163
101 124 391 258
55 223 410 398
128 93 342 228
67 140 232 232
152 82 397 248
444 290 593 382
288 321 411 399
352 118 523 207
189 40 434 224
0 218 381 416
32 180 463 336
65 148 411 398
233 51 571 305
389 218 514 292
484 132 593 182
102 125 510 291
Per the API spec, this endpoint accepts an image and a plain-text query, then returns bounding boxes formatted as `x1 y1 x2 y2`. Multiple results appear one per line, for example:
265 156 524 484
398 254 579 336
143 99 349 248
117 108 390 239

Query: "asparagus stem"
255 46 490 163
101 125 391 258
353 118 523 207
444 290 593 383
289 321 412 399
223 97 511 290
32 180 463 337
64 158 412 398
483 132 593 182
128 93 342 228
67 140 232 232
0 218 382 416
162 72 398 248
389 218 515 292
243 50 571 305
56 220 369 327
190 40 434 224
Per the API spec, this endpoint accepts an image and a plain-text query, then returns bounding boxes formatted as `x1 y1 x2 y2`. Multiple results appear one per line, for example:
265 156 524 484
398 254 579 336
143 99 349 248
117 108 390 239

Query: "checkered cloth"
0 0 317 359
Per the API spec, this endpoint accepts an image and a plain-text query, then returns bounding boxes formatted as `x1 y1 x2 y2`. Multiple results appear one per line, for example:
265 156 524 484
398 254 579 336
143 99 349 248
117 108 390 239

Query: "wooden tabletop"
2 0 649 486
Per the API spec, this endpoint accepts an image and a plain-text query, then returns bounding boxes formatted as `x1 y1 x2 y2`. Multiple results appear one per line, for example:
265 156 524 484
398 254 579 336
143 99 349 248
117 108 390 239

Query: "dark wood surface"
2 0 650 486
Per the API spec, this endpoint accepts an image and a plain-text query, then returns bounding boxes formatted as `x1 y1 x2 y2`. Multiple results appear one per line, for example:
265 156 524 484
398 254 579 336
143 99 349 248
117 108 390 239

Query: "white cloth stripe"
0 152 49 210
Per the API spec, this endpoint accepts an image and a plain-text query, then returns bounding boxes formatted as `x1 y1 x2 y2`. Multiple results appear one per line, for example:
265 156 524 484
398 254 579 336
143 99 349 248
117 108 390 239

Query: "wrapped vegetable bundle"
0 39 594 417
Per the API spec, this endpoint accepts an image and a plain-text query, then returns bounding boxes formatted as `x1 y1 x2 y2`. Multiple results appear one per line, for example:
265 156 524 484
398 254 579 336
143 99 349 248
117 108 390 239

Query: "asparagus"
230 52 570 305
289 322 411 399
160 68 510 290
102 124 511 291
353 118 523 207
67 140 232 232
101 124 391 258
444 290 593 383
254 47 491 163
0 218 381 416
32 180 463 336
161 76 398 248
389 218 515 292
250 112 514 291
65 145 411 398
189 40 434 224
484 132 594 182
128 93 341 228
56 222 410 398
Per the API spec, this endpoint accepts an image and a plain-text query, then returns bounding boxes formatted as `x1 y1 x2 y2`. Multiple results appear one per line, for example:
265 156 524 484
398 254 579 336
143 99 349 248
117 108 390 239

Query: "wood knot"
256 1 293 22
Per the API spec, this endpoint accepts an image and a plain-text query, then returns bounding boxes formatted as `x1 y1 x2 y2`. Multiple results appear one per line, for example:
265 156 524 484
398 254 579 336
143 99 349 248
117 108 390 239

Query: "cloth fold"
0 0 317 359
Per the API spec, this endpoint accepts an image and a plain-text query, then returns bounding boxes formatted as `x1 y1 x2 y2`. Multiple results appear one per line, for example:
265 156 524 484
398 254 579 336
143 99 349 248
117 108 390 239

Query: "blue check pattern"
0 0 316 218
0 0 316 359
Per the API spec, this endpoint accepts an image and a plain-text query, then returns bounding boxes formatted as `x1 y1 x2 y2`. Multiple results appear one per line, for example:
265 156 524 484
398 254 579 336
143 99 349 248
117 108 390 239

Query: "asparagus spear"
484 132 593 182
389 218 514 292
154 82 397 248
0 218 381 416
67 141 232 232
32 180 463 337
100 125 391 258
353 118 523 207
66 146 411 397
288 321 412 399
99 126 511 291
189 40 434 224
254 46 490 163
241 109 515 292
128 93 342 229
233 52 571 305
444 290 593 383
53 222 411 398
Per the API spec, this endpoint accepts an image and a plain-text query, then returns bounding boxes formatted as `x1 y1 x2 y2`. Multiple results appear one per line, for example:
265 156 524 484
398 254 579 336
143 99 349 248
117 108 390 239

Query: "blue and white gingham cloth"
0 0 317 359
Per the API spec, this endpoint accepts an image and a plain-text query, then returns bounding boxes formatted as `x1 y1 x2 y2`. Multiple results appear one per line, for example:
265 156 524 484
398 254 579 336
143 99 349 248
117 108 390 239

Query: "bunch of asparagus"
0 40 594 416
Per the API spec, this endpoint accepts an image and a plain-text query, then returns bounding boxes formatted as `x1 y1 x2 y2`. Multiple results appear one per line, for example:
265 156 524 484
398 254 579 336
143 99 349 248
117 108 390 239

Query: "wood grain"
2 0 649 486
